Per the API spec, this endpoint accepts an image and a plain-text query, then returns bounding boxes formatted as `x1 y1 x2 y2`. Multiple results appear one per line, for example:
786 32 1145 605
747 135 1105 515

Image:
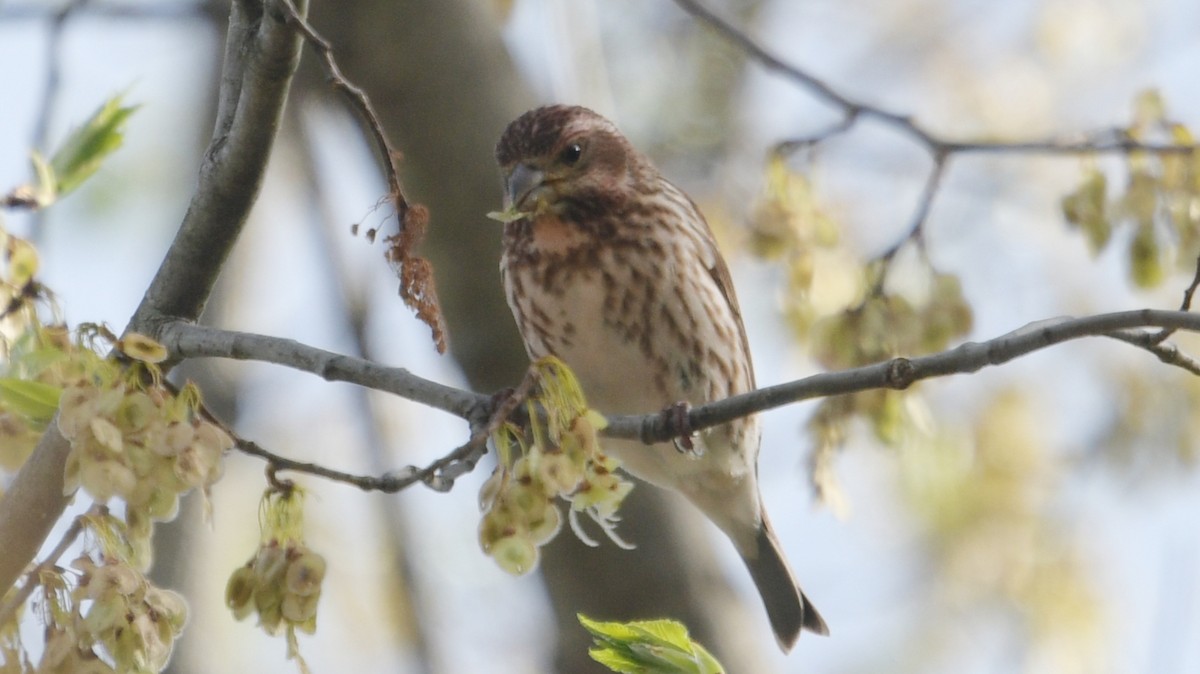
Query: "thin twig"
233 364 541 493
670 0 1199 159
935 128 1200 156
671 0 857 117
274 0 448 354
773 116 857 155
1178 256 1200 313
1105 330 1200 376
273 0 408 221
0 508 92 627
0 2 209 20
902 153 948 251
31 0 82 158
1148 255 1200 345
292 108 435 670
674 0 1200 338
868 152 949 296
1 189 40 210
3 0 82 220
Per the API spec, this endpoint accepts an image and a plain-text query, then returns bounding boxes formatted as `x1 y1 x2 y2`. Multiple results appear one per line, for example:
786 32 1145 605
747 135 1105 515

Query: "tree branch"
274 0 447 353
230 367 539 493
670 0 1200 357
274 0 408 223
0 0 308 598
1148 255 1200 345
868 151 949 295
671 0 1200 159
0 420 76 599
129 0 308 334
0 507 95 629
157 320 484 419
673 0 1200 363
611 309 1200 443
161 310 1200 493
0 2 212 20
22 0 79 241
1104 331 1200 376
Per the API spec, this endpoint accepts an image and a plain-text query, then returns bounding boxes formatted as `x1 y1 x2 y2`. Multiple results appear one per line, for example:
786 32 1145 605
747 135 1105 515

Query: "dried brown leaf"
384 201 447 354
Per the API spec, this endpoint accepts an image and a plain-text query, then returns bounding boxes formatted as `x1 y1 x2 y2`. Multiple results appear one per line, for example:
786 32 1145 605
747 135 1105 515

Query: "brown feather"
496 105 828 649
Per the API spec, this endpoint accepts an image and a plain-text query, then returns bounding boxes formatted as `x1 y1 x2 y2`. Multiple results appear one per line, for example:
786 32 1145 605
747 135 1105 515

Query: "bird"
494 104 828 650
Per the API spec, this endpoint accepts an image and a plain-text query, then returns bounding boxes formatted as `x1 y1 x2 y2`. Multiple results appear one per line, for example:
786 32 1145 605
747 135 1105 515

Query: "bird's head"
494 105 644 223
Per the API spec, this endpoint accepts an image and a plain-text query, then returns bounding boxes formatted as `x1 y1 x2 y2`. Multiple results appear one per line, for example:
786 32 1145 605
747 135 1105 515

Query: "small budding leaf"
748 154 840 259
0 377 62 424
6 235 41 286
1130 223 1167 288
1132 88 1167 132
1061 167 1110 253
579 614 725 674
47 94 138 198
29 151 57 207
1058 89 1200 286
1121 170 1159 228
487 207 530 224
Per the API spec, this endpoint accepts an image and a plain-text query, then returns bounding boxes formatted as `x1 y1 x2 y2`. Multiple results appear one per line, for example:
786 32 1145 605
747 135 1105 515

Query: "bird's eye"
560 143 583 165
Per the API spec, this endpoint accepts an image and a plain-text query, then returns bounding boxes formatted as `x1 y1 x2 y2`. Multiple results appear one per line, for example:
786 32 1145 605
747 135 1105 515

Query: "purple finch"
495 105 827 650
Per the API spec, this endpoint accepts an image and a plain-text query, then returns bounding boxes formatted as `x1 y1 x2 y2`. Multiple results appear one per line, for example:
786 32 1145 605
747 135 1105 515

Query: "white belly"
505 259 759 536
538 271 660 413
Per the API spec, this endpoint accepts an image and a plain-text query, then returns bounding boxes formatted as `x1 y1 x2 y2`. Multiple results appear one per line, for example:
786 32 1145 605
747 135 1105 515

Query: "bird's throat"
528 214 593 256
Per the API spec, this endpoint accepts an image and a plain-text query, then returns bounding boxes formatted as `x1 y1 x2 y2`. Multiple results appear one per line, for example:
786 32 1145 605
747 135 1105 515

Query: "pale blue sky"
2 1 1199 672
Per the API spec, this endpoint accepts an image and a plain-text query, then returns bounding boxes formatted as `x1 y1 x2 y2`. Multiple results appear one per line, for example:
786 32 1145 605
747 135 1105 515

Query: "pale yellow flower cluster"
225 489 326 667
479 357 633 575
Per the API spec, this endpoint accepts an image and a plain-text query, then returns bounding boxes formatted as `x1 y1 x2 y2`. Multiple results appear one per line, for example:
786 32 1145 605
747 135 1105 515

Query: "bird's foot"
490 387 516 405
478 387 518 429
662 401 701 456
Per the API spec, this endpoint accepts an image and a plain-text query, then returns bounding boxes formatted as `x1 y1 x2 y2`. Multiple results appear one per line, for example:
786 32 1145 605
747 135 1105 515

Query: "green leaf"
15 345 70 378
45 94 139 199
5 236 40 286
579 615 725 674
589 648 648 673
1061 167 1110 253
486 208 529 224
0 377 63 424
29 151 57 207
1129 223 1166 288
1131 88 1167 132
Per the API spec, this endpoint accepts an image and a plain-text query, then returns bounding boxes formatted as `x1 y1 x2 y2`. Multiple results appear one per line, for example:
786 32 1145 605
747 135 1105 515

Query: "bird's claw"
662 401 701 456
476 387 517 432
490 387 517 409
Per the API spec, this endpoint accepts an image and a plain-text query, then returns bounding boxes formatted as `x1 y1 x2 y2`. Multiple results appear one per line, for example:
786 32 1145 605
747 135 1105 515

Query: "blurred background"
2 0 1200 672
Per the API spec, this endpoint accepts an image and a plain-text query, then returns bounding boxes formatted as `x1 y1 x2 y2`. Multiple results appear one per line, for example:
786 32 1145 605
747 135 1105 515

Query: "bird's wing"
692 206 756 391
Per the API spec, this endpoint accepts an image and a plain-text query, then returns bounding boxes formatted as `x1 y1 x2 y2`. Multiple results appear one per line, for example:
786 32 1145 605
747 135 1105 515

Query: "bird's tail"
740 511 828 651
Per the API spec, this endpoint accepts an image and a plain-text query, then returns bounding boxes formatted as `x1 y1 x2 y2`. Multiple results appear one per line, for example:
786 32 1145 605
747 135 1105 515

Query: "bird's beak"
504 163 545 210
